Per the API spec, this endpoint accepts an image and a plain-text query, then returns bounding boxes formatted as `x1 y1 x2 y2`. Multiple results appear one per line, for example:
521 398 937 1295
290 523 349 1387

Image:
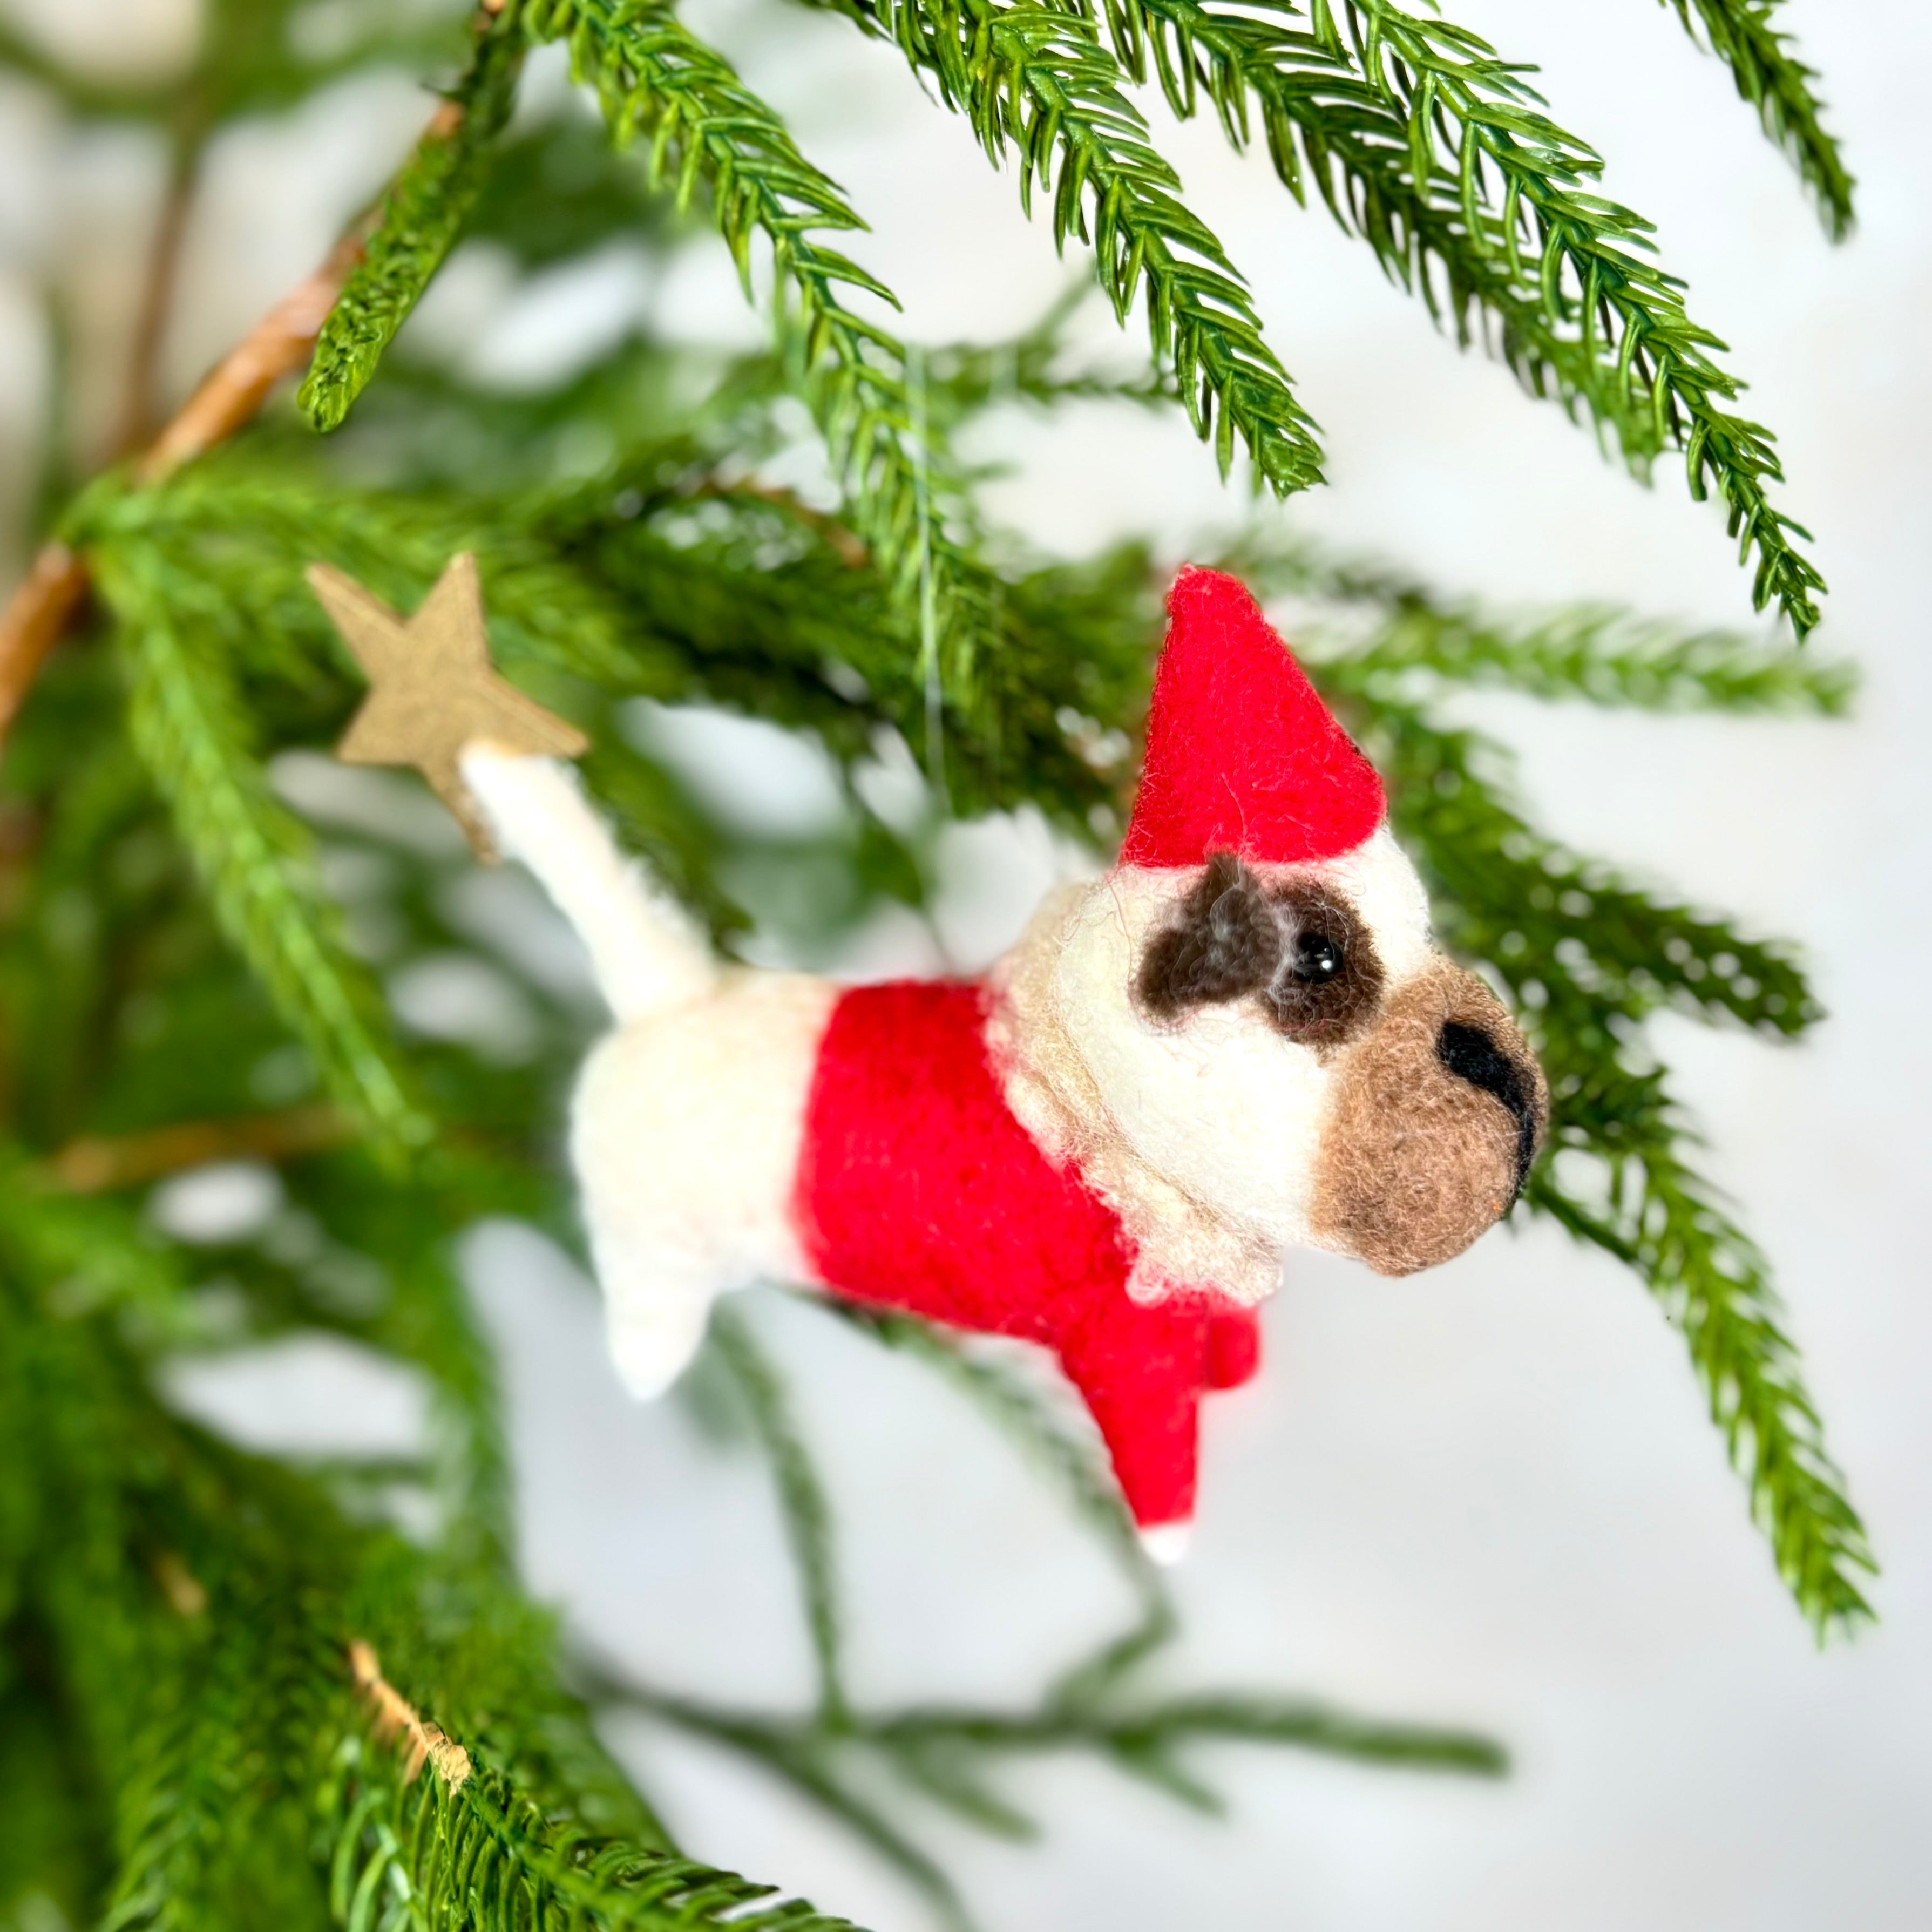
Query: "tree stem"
113 137 201 459
39 1101 355 1193
0 71 494 762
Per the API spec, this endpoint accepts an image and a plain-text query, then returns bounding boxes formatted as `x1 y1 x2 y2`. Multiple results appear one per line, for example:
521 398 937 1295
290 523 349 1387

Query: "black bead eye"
1260 883 1384 1042
1292 930 1344 982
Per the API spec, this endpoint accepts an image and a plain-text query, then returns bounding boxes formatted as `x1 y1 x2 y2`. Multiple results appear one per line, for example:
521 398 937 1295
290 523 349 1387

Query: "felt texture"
465 747 714 1026
792 979 1260 1530
993 866 1333 1283
312 555 587 858
1135 851 1388 1046
1309 963 1550 1276
572 971 837 1395
1122 567 1386 869
1438 1021 1542 1186
429 564 1555 1544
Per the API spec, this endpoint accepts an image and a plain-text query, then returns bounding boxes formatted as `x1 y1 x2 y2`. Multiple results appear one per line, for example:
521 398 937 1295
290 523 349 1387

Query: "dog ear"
1137 852 1281 1016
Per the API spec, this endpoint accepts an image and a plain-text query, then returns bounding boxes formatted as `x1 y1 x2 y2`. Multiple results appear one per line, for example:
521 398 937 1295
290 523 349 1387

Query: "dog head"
994 568 1546 1286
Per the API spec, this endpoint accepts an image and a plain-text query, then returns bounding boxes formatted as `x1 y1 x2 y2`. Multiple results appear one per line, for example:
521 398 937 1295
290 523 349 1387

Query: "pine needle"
299 13 526 435
802 0 1327 495
1086 0 1829 635
90 547 433 1165
1657 0 1855 239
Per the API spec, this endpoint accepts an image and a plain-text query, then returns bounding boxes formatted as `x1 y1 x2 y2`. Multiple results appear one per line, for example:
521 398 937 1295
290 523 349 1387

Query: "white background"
3 1 1928 1927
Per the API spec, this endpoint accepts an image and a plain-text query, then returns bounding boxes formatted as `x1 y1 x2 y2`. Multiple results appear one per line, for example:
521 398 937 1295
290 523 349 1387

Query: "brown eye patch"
1136 855 1384 1046
1259 879 1384 1044
1137 852 1278 1016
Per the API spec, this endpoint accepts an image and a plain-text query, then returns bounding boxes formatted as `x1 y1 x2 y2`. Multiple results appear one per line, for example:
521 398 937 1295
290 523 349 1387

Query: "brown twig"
135 225 372 489
0 231 368 764
349 1640 473 1787
114 141 201 459
0 543 90 746
0 52 496 763
43 1101 356 1193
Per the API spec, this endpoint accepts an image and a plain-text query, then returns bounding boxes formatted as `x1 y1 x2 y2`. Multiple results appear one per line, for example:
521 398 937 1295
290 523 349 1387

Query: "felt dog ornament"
314 559 1548 1557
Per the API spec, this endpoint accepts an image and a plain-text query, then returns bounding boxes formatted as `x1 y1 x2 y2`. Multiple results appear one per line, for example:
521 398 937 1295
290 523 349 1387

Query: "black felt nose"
1436 1021 1538 1188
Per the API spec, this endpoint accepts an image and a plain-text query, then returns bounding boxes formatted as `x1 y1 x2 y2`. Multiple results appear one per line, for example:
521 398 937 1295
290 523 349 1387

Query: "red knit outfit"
791 978 1260 1531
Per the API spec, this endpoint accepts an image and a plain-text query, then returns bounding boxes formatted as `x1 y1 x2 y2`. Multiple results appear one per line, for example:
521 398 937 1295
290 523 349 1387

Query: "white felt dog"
458 567 1548 1544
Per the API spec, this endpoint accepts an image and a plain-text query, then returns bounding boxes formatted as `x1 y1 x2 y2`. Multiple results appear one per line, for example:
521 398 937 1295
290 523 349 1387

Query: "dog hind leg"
590 1224 726 1399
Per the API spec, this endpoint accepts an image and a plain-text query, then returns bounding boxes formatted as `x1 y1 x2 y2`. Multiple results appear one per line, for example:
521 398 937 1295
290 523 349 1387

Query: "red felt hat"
1121 566 1385 869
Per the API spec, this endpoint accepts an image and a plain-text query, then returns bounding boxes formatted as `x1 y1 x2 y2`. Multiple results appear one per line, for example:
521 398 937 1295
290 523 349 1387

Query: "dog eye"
1262 884 1384 1044
1291 931 1344 984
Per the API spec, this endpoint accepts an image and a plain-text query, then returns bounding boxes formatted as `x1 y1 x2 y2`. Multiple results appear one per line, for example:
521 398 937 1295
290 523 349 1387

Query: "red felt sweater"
790 979 1260 1531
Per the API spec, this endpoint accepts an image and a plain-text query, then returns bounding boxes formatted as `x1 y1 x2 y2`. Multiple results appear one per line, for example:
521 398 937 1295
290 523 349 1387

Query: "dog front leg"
1055 1303 1219 1563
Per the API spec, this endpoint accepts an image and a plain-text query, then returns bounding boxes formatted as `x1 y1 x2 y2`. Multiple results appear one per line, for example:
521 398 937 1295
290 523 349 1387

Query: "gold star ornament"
308 552 587 858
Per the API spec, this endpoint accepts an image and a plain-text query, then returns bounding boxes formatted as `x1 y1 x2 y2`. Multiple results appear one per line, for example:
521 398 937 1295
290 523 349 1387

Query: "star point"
308 552 588 858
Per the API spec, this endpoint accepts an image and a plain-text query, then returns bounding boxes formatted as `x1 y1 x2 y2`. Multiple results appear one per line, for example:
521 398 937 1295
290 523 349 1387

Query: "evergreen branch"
4 215 367 760
801 0 1324 493
6 1265 742 1932
865 1690 1506 1776
90 550 432 1164
1354 695 1873 1632
916 286 1177 430
358 1195 517 1574
98 1608 337 1932
0 1181 196 1340
1524 1102 1875 1635
607 1697 977 1932
1336 688 1821 1035
523 0 1005 698
1333 599 1853 714
1323 0 1823 635
1232 533 1854 714
299 12 527 434
1656 0 1854 238
612 1666 1502 1929
141 230 371 486
1082 0 1823 633
118 452 1151 835
633 1679 1504 1816
818 1303 1183 1701
710 1306 849 1727
332 1747 873 1932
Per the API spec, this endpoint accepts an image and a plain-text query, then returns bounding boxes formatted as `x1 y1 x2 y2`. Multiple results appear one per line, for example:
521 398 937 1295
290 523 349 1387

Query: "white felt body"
571 971 836 1395
462 747 715 1025
464 750 1448 1413
464 747 834 1393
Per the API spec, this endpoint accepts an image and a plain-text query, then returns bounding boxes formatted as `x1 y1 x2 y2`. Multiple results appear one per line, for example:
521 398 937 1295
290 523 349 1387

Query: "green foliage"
322 1756 865 1932
1657 1 1854 238
533 0 1038 720
711 1305 849 1725
790 0 1833 632
625 1667 1502 1932
0 4 1878 1929
1265 552 1873 1632
1310 0 1826 636
86 544 431 1164
300 15 528 435
804 0 1324 494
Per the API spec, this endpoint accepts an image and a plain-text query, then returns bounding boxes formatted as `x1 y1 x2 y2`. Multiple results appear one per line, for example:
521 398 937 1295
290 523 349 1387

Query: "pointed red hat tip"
1121 567 1385 869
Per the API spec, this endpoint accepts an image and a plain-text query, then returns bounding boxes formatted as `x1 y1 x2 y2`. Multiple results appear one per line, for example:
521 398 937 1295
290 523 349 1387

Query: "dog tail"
460 746 715 1026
